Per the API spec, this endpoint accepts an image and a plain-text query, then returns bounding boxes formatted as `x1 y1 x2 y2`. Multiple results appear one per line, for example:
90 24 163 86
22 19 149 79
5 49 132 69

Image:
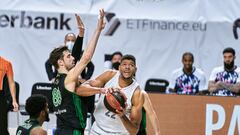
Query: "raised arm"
72 14 85 62
118 88 144 135
67 9 105 84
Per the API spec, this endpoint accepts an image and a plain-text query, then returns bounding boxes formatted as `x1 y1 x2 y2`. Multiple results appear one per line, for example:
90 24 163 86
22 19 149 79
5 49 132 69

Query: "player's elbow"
129 127 139 135
75 86 86 96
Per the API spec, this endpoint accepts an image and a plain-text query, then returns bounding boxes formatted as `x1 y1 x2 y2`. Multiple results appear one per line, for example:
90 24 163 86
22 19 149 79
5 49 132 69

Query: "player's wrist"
99 88 106 94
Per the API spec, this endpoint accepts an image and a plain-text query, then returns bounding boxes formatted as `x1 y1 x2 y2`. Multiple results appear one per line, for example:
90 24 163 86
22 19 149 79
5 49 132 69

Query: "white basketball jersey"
93 71 139 134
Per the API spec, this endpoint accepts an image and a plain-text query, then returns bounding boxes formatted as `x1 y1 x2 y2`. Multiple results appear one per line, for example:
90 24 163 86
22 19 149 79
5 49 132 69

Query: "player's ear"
40 110 45 117
58 59 64 66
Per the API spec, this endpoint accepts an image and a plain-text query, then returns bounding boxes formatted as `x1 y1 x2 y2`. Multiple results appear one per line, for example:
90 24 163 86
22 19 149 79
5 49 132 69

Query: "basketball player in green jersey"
49 9 107 135
16 94 49 135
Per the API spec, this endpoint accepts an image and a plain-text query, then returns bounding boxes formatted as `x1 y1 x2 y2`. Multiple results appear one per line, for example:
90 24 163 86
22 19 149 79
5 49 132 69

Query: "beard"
224 61 234 70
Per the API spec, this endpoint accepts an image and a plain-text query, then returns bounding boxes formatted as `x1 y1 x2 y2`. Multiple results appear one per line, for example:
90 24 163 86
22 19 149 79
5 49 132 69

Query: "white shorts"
90 122 129 135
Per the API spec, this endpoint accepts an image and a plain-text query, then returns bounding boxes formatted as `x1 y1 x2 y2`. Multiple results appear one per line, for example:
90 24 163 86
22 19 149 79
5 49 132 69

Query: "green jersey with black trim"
16 119 40 135
52 73 86 134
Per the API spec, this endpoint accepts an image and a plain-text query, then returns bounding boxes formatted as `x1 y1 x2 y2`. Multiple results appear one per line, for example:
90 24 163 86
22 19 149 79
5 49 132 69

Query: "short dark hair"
25 94 48 118
121 54 136 65
49 46 69 69
182 52 194 62
223 47 235 56
111 51 123 60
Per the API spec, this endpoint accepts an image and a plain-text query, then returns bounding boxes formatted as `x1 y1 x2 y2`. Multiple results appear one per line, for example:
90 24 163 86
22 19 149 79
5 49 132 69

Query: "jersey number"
105 111 116 119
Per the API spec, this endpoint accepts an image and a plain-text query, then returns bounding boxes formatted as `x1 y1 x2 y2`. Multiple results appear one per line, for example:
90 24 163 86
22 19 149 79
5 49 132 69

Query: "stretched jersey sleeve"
198 70 207 91
0 58 13 90
209 68 218 82
6 62 14 78
168 70 177 89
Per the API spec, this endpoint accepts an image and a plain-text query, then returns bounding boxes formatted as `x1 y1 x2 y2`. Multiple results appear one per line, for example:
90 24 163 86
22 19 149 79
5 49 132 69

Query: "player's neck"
118 76 133 88
38 117 44 126
58 67 68 74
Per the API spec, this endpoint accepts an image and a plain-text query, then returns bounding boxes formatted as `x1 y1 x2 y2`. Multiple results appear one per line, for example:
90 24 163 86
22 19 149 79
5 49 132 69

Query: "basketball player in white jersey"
78 54 144 135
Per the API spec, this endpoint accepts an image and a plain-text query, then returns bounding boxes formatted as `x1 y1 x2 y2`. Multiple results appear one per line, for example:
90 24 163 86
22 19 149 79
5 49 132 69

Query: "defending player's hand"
100 87 121 94
97 9 106 31
75 14 85 37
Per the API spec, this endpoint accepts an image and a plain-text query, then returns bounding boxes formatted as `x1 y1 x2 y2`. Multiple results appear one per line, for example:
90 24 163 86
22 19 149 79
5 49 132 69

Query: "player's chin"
68 64 75 70
122 74 132 79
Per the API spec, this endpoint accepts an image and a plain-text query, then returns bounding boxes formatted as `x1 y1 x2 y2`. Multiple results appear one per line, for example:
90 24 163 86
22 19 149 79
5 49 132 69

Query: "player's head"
111 51 123 70
119 54 136 79
64 33 76 51
49 46 75 70
182 52 194 70
223 47 235 70
25 94 49 122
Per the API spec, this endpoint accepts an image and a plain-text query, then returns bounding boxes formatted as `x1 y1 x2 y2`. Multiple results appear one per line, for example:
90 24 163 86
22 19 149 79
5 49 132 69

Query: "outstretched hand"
97 9 106 31
100 87 121 94
75 14 85 37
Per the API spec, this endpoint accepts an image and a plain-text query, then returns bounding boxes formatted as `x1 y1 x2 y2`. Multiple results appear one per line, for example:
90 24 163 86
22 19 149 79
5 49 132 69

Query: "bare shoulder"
142 90 147 95
132 87 144 106
30 127 47 135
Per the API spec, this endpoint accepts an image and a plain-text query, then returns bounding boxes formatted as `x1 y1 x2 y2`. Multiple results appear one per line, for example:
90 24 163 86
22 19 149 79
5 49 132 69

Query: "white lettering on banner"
36 86 51 90
205 104 240 135
206 104 225 135
149 81 166 86
227 106 240 135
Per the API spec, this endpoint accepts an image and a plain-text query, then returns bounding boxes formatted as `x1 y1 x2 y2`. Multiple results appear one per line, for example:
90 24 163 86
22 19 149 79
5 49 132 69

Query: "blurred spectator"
0 56 18 135
104 51 123 70
168 52 207 95
111 51 123 70
208 47 240 96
